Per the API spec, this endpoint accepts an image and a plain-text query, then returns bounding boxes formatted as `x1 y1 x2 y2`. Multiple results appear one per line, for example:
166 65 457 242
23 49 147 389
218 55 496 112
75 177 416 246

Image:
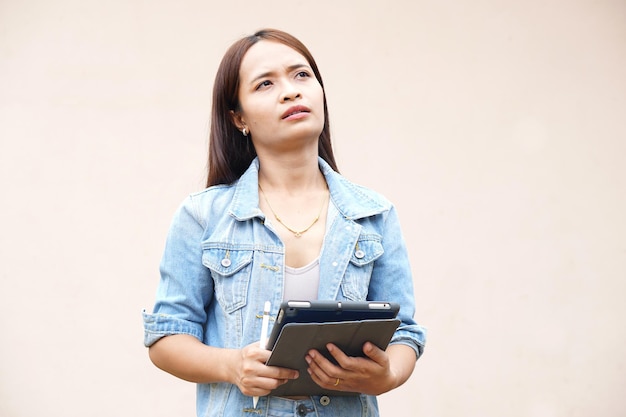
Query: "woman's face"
232 40 325 154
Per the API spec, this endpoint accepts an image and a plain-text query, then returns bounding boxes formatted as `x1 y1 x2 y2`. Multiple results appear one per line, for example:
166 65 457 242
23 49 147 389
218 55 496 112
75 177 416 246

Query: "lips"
281 105 311 119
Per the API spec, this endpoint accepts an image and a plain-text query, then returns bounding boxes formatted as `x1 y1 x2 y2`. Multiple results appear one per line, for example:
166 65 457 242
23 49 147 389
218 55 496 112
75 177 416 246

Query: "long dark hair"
206 29 338 187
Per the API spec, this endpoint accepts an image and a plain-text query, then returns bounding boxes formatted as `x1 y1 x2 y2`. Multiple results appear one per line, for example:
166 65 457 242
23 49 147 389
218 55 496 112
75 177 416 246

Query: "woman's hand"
149 335 298 396
304 342 416 396
230 341 300 397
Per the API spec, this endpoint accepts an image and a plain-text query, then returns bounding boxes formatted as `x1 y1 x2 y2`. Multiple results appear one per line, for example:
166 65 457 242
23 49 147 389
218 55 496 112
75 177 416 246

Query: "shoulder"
181 159 261 224
339 175 391 205
189 183 235 204
188 183 236 208
320 161 393 219
175 183 236 227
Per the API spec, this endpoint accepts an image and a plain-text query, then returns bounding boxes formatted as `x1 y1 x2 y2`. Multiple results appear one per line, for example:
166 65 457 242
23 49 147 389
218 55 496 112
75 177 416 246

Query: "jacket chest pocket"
341 237 384 301
202 247 253 313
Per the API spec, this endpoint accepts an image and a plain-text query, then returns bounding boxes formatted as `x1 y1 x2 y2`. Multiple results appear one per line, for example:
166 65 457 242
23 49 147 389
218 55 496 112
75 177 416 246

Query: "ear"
229 110 246 132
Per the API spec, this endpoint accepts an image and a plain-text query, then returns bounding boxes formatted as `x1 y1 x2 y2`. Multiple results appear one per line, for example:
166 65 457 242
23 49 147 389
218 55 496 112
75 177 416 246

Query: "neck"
257 151 324 193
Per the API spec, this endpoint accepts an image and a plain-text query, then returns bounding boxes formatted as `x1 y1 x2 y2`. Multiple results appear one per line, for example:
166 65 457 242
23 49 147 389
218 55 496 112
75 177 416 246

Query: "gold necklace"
258 184 328 238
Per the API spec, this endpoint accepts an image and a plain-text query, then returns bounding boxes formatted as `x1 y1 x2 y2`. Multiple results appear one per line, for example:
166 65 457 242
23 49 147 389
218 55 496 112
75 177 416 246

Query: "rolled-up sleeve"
368 205 427 359
142 311 205 347
143 195 214 347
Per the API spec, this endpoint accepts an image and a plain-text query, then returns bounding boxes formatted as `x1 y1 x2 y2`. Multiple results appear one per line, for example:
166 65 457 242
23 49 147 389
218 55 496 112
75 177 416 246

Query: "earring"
242 127 248 137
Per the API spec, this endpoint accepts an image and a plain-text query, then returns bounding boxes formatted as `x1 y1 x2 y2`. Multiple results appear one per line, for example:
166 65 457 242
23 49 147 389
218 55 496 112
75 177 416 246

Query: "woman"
143 29 426 417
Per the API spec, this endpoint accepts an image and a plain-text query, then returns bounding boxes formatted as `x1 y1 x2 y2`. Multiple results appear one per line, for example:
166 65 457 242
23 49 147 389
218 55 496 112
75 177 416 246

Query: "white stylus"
253 301 271 408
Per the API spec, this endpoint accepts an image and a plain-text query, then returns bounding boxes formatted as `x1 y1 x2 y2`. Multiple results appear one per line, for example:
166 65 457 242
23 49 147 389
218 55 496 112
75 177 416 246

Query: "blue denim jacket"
143 157 426 417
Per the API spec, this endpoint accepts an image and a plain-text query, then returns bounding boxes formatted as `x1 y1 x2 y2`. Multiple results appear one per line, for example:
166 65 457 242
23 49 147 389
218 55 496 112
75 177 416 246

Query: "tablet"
265 300 400 350
266 318 401 396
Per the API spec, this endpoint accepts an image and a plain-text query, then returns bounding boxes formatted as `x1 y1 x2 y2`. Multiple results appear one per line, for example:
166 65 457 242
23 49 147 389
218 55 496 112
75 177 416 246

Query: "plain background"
1 1 625 416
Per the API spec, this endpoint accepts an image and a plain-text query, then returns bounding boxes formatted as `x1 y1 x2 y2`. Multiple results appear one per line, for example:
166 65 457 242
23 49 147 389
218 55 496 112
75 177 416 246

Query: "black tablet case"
266 318 400 396
265 301 400 352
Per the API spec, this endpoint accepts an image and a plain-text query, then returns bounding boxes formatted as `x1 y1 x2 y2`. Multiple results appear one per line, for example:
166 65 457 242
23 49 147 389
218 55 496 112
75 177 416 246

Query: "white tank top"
283 258 320 301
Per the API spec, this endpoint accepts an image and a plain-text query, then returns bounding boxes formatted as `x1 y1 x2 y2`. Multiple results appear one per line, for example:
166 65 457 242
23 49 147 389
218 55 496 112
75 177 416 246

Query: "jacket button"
354 250 365 259
320 396 331 406
220 258 231 267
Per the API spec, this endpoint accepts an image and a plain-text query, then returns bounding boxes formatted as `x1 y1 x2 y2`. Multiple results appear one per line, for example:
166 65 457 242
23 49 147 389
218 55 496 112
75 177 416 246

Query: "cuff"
142 310 204 347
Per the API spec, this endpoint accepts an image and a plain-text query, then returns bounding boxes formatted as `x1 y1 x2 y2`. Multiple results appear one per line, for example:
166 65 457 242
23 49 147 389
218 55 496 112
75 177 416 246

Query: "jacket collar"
228 157 388 221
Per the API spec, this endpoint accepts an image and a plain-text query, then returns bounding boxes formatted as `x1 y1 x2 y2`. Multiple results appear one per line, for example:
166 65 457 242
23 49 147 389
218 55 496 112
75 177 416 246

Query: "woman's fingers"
236 342 299 396
305 343 394 394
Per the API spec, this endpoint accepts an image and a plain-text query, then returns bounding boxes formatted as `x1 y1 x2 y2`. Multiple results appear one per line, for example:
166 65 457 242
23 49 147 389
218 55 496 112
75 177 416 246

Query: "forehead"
239 40 310 80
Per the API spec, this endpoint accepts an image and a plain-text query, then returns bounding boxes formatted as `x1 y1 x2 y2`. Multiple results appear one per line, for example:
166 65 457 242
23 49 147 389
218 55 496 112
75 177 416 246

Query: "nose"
282 91 301 102
281 81 301 102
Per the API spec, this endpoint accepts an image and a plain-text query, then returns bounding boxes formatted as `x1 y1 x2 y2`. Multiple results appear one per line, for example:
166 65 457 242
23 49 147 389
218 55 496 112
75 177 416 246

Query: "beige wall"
1 1 625 416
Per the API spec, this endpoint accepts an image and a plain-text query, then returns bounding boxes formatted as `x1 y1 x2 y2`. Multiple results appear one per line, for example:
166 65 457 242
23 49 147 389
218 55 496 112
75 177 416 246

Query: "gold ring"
334 378 340 386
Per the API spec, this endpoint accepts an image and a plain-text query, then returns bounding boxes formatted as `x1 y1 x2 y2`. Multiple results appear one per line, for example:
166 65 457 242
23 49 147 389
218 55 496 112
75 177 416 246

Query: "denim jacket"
143 157 426 417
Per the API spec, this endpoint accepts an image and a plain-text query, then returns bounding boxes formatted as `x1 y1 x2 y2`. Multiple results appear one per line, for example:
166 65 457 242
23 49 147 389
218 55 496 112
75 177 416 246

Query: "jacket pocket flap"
349 238 384 266
202 247 253 276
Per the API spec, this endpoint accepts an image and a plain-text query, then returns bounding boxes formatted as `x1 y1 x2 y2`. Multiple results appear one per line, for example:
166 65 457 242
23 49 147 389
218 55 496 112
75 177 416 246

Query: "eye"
296 71 311 79
255 80 272 90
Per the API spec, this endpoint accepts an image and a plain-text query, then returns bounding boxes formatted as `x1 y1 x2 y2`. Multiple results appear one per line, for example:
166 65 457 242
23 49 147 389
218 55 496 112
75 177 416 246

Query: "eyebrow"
249 63 312 86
